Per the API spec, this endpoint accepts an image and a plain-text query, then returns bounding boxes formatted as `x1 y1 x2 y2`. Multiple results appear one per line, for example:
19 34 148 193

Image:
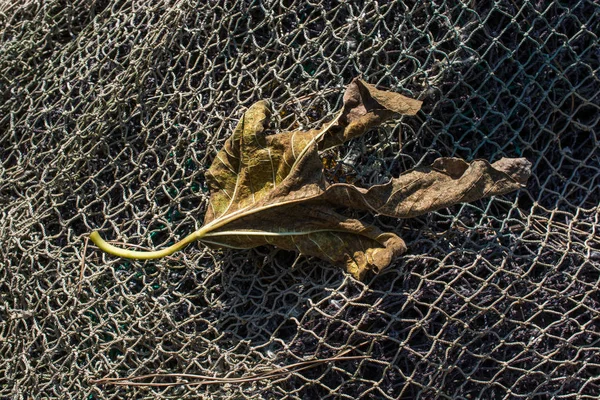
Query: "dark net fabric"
1 0 599 398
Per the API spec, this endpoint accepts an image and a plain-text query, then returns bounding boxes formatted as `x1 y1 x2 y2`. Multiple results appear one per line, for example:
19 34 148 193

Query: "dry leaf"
90 78 531 280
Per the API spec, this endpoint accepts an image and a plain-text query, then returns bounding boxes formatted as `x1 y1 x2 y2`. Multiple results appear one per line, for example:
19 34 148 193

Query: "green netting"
1 0 599 398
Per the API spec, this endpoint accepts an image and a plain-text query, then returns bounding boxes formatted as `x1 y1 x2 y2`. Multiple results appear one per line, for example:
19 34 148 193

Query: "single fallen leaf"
90 78 531 280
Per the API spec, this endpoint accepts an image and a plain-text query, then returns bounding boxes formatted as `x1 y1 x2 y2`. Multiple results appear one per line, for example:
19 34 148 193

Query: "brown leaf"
90 78 531 280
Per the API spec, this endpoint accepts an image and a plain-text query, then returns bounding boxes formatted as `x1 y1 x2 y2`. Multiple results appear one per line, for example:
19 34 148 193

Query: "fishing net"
2 0 599 398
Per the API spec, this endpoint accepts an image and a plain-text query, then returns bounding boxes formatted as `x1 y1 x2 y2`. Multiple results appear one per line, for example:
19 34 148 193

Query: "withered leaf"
90 78 531 280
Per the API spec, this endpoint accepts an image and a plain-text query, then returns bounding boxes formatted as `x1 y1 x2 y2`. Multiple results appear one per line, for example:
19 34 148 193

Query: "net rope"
1 0 599 398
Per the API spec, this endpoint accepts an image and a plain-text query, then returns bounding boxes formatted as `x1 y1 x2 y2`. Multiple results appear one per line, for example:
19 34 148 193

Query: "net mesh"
2 0 599 398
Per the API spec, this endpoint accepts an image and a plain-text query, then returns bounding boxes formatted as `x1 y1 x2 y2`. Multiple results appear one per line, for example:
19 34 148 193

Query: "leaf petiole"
89 229 207 260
